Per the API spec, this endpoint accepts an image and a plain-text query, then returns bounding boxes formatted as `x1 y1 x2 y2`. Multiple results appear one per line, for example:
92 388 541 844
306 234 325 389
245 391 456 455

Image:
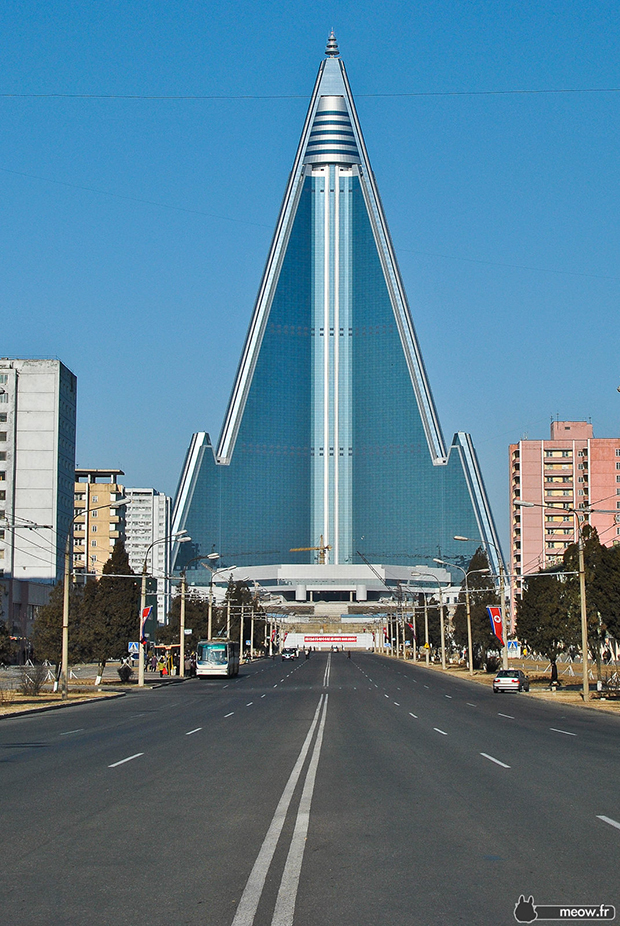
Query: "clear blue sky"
2 1 619 552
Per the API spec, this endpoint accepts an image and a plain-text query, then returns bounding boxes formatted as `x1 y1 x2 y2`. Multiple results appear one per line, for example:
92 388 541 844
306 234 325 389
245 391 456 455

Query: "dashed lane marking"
434 728 447 736
225 712 234 718
109 753 144 768
186 728 202 736
498 713 514 720
550 727 576 736
480 752 510 769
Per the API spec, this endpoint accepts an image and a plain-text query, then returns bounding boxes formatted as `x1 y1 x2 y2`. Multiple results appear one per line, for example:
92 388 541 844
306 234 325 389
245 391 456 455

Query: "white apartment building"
0 359 77 636
124 488 172 624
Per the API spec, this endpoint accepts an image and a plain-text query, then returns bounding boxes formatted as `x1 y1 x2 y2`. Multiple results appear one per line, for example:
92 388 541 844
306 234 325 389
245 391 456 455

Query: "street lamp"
200 559 236 640
138 531 191 687
61 497 131 700
454 536 509 670
411 570 450 670
515 499 592 700
434 558 490 676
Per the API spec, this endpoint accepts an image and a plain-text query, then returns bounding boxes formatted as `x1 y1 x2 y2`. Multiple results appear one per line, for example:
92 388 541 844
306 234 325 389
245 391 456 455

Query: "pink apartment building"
510 421 620 617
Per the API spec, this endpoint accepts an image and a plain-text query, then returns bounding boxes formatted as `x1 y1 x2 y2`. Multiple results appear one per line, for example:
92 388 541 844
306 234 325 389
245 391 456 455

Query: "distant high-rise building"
510 421 620 586
124 487 171 624
73 469 127 578
172 34 502 601
0 358 77 636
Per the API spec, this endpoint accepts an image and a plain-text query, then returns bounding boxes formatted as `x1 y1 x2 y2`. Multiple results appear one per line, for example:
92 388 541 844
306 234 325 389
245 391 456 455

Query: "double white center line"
231 693 329 926
322 653 332 689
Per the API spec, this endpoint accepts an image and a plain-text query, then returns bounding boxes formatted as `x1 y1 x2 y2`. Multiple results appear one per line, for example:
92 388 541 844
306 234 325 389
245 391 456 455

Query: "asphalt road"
1 652 619 926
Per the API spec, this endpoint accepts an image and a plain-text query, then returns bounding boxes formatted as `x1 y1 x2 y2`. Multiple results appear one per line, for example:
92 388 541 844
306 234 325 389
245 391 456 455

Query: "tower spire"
325 30 339 57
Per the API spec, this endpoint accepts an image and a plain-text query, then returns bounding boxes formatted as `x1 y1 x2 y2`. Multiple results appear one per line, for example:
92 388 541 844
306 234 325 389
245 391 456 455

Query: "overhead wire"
1 87 619 100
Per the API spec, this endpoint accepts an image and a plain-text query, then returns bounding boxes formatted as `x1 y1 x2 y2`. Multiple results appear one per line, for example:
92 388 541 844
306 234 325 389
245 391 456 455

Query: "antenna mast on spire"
325 30 339 57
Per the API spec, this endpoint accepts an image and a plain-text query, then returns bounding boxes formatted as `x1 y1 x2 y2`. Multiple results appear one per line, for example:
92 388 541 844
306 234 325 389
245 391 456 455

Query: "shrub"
19 665 49 696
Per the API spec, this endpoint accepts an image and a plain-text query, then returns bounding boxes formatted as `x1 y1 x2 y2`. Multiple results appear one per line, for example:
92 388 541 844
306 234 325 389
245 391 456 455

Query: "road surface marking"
60 729 84 736
444 695 452 699
273 684 278 688
498 713 515 719
434 728 447 735
480 752 510 768
394 702 400 706
467 702 477 707
261 694 266 698
246 702 253 707
225 712 234 718
186 728 202 736
424 685 429 689
550 727 576 736
109 753 144 768
223 685 229 689
384 694 389 698
597 815 620 831
409 712 418 718
271 695 329 926
231 695 325 926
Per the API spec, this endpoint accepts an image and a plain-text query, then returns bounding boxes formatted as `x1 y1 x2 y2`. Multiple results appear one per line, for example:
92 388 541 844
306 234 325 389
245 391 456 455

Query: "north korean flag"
140 606 152 645
486 606 504 646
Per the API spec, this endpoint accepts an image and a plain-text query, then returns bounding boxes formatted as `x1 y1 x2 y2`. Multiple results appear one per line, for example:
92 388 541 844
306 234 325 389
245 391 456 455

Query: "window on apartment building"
92 525 97 532
616 449 620 456
0 415 6 423
92 495 98 503
0 530 3 539
0 395 8 404
0 473 5 481
0 375 7 385
0 433 6 442
0 492 5 501
0 453 6 462
91 540 97 547
0 550 4 560
91 510 98 517
617 476 620 483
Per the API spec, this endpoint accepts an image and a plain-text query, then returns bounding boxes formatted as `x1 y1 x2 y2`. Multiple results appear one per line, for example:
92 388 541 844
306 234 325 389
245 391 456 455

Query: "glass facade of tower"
173 49 502 585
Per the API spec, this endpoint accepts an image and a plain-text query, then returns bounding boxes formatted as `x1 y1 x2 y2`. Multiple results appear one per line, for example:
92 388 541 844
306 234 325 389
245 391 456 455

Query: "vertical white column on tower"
311 165 353 565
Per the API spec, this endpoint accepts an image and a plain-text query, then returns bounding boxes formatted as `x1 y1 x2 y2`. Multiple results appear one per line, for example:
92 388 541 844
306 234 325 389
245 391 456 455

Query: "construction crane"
290 535 332 565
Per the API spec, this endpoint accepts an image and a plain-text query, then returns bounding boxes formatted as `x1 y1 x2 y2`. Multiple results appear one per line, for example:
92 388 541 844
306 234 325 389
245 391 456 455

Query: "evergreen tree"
0 618 11 663
562 526 620 677
32 581 85 671
85 542 140 673
516 570 579 664
452 548 500 668
159 588 211 648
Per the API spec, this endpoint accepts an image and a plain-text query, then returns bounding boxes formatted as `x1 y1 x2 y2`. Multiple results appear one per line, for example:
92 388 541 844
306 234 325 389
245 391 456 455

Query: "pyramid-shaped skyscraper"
172 34 503 600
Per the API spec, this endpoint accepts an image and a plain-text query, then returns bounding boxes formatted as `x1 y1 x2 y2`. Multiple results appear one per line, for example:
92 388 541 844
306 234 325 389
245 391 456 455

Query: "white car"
493 669 530 693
